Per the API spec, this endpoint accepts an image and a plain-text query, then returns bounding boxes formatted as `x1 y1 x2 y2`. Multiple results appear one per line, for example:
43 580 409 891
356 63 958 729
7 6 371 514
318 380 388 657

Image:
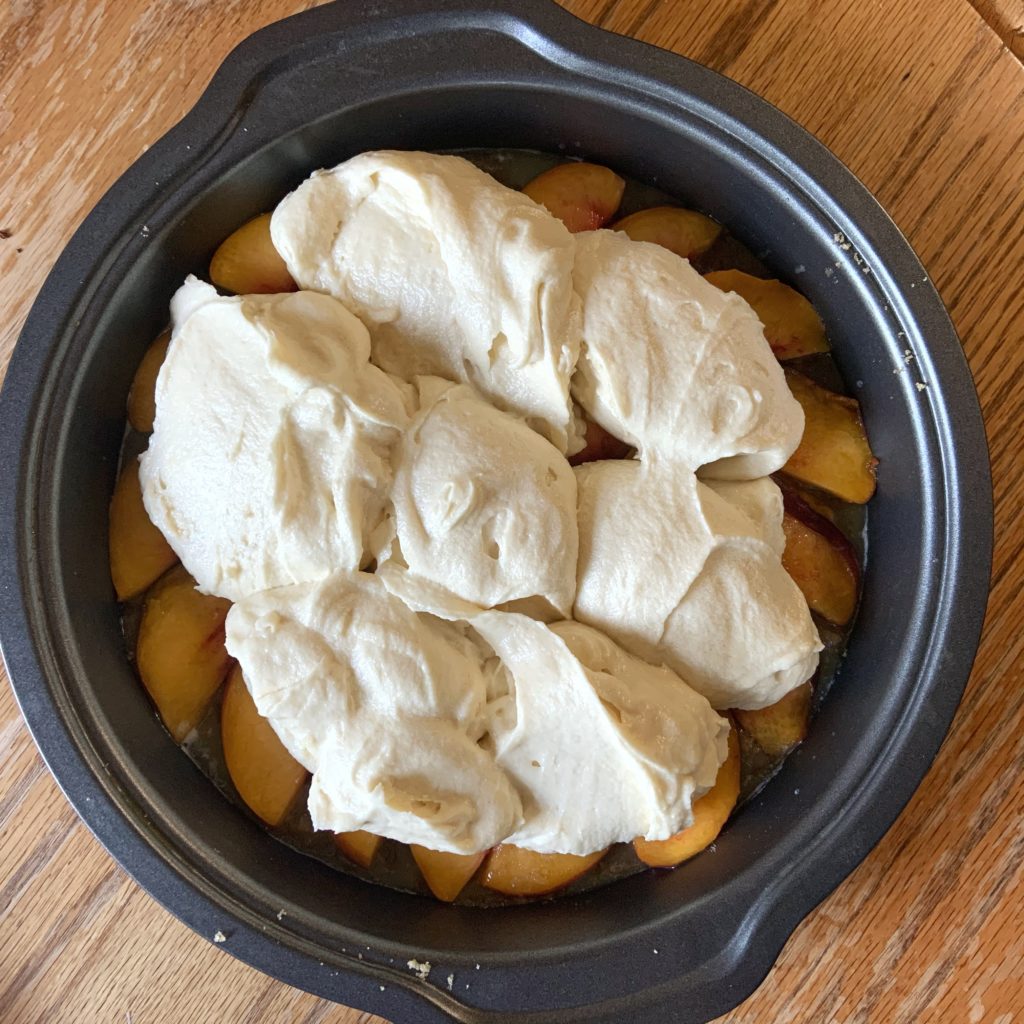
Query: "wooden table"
1 1 1022 1021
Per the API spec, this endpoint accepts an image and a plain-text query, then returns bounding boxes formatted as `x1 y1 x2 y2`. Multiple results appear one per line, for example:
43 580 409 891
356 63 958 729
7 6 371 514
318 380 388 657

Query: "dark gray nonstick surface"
0 2 992 1022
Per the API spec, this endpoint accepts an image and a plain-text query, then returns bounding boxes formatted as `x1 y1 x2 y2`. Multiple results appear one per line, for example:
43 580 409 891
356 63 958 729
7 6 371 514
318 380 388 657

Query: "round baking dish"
0 2 992 1022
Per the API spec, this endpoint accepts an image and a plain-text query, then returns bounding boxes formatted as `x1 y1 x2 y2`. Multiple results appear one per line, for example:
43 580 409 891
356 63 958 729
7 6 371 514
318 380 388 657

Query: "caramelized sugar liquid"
119 149 866 906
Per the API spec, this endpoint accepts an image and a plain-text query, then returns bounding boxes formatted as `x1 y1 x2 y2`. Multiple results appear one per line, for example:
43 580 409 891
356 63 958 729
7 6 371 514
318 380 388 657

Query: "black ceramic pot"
0 2 992 1022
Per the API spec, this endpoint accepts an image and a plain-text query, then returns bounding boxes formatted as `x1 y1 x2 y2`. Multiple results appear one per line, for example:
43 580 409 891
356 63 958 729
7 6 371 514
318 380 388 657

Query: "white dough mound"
142 151 828 857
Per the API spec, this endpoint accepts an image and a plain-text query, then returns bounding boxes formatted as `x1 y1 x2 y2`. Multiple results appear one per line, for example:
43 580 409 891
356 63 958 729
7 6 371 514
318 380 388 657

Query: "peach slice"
781 489 860 626
704 270 829 360
221 665 307 827
634 726 740 868
136 566 232 742
783 369 878 503
735 682 813 758
411 846 487 902
522 162 625 233
793 486 838 525
567 418 633 466
127 327 171 433
209 213 297 295
334 830 382 869
108 459 178 601
481 845 606 897
612 206 722 260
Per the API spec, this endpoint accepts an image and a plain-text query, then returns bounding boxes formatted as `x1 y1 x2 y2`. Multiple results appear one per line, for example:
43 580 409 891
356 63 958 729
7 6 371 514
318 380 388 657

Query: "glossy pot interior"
0 2 991 1022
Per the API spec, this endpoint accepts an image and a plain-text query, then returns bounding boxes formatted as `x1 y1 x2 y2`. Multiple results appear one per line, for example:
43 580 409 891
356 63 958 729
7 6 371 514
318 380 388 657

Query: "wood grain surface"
1 1 1022 1021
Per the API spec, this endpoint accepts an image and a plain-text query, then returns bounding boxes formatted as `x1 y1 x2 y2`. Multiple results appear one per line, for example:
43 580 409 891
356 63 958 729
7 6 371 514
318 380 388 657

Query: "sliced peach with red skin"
221 664 308 827
522 162 625 233
613 206 722 260
792 486 838 525
127 327 171 433
704 270 828 360
783 369 878 503
136 566 232 742
411 846 487 902
735 682 813 758
634 726 740 868
482 845 606 897
780 489 860 626
334 831 382 869
109 459 179 601
209 213 297 295
568 418 633 466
